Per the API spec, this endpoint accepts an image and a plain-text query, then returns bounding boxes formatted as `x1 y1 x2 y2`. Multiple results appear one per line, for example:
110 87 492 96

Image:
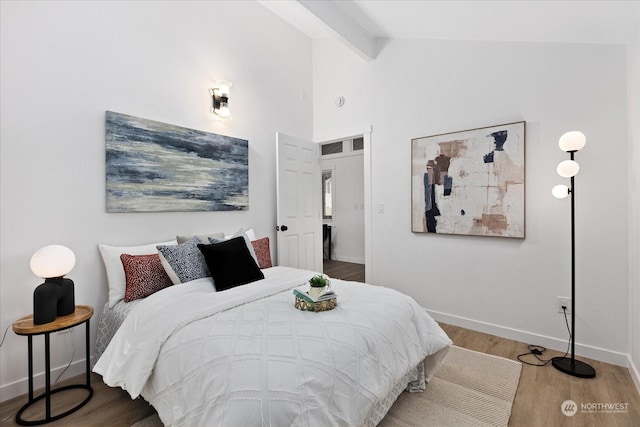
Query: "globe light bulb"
552 184 570 199
30 245 76 278
557 160 580 178
559 131 586 152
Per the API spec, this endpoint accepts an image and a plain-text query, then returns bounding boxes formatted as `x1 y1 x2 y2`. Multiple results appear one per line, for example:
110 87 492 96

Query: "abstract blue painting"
106 111 248 212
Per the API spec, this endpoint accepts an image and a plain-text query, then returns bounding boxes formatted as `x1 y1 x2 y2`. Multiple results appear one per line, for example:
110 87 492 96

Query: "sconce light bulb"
30 245 76 279
552 184 570 199
557 159 580 178
559 131 586 152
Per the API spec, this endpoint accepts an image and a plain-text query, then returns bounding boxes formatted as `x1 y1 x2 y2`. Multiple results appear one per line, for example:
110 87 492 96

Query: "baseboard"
629 355 640 395
330 255 365 264
427 309 629 367
0 357 91 403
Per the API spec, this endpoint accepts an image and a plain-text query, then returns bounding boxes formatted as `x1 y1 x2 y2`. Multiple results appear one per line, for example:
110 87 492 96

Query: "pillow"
157 237 210 284
99 239 177 308
121 254 173 302
251 237 273 269
245 228 257 241
222 228 259 265
198 237 264 291
176 232 224 244
224 228 256 241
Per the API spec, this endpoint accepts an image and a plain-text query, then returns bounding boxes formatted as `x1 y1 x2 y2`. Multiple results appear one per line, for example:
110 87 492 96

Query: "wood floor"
2 263 638 427
323 259 365 282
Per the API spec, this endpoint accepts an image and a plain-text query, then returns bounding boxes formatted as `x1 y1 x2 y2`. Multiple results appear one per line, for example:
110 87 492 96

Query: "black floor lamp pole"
551 150 596 378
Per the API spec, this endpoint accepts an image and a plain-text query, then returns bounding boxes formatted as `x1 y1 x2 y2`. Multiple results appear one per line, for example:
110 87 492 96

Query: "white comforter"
94 266 451 427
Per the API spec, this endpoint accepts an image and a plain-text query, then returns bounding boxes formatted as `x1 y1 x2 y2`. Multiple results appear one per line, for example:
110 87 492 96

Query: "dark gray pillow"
157 237 210 284
197 237 264 291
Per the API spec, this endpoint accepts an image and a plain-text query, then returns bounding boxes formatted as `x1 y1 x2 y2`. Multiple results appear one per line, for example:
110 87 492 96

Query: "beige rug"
133 345 521 427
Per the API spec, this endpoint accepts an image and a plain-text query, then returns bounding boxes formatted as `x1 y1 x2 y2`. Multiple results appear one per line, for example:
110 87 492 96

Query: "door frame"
316 126 373 283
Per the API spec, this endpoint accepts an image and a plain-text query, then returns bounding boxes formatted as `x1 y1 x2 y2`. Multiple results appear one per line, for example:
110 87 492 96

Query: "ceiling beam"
297 0 383 61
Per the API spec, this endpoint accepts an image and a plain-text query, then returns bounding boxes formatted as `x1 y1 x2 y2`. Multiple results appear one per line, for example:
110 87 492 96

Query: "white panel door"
276 133 322 272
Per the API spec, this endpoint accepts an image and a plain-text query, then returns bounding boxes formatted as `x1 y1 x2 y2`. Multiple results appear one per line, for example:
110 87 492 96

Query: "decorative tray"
294 296 337 312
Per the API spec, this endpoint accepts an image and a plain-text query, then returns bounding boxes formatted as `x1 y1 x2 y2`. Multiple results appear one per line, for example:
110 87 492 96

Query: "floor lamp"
551 131 596 378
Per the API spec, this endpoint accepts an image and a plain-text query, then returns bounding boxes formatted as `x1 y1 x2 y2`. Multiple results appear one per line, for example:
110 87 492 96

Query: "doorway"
320 137 366 282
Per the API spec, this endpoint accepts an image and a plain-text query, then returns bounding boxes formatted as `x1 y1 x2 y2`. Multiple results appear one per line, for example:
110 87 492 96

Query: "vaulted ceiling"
259 0 639 60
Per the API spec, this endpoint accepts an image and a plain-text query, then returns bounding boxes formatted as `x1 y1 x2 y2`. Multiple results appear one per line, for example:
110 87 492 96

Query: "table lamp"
30 245 76 324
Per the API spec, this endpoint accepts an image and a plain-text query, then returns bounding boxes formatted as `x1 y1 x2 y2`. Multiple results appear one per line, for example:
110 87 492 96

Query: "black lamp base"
551 356 596 378
33 278 75 325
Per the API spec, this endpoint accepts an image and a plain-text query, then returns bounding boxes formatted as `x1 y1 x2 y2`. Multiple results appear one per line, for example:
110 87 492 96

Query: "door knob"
277 225 288 232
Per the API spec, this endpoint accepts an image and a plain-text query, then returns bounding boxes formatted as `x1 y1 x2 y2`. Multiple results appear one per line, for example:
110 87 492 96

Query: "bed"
93 235 451 427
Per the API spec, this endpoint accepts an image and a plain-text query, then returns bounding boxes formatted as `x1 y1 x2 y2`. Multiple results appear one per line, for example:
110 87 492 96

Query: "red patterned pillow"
250 237 272 269
120 253 173 302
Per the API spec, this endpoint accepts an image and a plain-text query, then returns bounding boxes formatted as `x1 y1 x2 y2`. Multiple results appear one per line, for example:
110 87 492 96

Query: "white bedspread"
94 266 451 427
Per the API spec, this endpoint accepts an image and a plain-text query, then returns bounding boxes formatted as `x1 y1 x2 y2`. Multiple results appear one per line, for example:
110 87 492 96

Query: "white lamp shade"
557 160 580 178
552 184 570 199
30 245 76 278
216 80 231 97
217 105 231 117
559 131 586 152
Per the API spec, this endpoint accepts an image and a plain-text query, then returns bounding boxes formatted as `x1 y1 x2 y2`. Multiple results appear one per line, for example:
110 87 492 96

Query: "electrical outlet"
557 297 571 314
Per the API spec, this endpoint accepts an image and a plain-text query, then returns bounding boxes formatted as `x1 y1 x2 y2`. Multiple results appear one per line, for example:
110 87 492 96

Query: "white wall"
321 146 365 264
313 38 629 365
629 6 640 392
0 0 312 401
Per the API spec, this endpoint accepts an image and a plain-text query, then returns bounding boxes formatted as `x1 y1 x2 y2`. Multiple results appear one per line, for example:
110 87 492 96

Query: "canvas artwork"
105 111 248 212
411 122 525 238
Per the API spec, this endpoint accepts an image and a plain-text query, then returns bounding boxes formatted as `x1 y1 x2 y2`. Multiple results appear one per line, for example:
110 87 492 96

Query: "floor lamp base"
551 356 596 378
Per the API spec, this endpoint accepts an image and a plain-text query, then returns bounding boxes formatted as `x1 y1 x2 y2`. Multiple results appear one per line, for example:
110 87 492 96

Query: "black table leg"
16 321 94 426
44 333 51 420
27 336 33 402
85 319 91 387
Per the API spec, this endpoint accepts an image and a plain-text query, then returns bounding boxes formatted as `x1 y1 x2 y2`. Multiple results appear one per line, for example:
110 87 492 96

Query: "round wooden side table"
12 305 94 426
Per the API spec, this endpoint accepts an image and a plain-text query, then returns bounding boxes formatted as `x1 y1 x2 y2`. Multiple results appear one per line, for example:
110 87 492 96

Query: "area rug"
132 345 521 427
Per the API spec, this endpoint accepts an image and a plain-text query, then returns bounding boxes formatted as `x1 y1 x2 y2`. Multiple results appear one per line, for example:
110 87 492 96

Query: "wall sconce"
30 245 76 324
210 80 232 118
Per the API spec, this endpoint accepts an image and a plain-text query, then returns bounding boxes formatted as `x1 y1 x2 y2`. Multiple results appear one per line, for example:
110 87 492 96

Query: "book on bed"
293 288 336 303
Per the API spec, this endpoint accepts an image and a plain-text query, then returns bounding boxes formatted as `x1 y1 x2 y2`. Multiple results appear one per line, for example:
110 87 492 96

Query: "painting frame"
411 121 525 238
105 111 249 213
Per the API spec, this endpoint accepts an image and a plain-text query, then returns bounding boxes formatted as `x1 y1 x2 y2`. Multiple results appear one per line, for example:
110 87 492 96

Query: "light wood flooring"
2 262 638 427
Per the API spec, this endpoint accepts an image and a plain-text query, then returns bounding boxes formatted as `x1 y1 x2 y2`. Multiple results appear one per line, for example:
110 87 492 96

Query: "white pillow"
245 228 257 241
99 239 177 308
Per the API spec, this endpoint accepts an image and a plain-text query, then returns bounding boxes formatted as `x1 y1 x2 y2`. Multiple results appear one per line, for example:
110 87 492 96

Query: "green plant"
309 274 330 288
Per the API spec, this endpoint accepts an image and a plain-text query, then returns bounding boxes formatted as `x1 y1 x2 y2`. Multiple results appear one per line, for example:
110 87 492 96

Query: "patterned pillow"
157 237 210 284
120 254 173 302
251 237 272 269
98 239 177 308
